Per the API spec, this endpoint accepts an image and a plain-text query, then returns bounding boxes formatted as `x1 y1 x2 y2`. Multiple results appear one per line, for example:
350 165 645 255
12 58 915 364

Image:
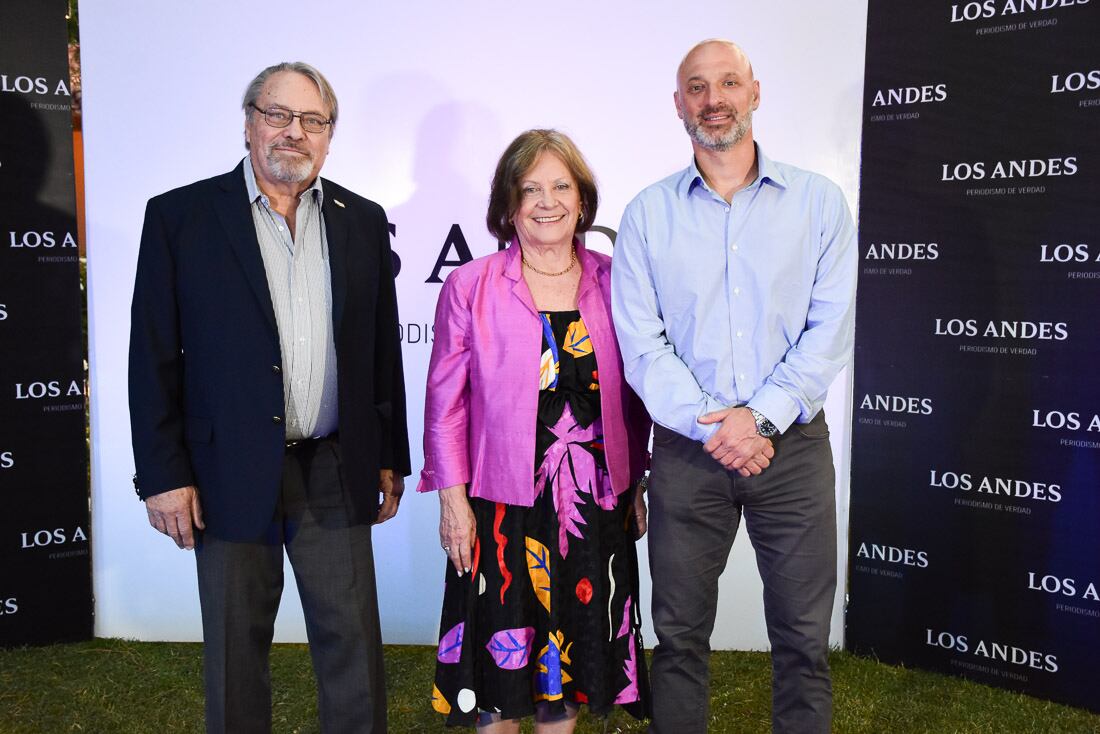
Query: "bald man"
611 40 857 733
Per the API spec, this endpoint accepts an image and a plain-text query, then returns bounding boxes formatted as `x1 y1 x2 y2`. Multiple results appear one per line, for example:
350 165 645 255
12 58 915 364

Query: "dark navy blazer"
128 161 410 541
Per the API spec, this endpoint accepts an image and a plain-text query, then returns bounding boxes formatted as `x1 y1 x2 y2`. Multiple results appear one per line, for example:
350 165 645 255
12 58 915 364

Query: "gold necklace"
522 245 577 277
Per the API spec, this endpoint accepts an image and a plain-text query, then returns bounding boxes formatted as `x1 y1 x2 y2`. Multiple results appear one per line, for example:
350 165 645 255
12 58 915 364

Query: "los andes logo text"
950 0 1089 22
856 542 929 567
1040 244 1098 262
930 470 1061 502
860 394 932 415
0 74 70 96
1032 410 1100 432
941 157 1076 181
9 231 77 249
1050 70 1100 93
15 380 83 400
872 84 947 107
21 527 87 549
934 319 1068 340
864 242 938 261
926 629 1058 672
1027 572 1099 600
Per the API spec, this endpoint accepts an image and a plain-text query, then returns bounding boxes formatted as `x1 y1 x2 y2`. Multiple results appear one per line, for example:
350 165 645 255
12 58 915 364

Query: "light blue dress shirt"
611 144 857 442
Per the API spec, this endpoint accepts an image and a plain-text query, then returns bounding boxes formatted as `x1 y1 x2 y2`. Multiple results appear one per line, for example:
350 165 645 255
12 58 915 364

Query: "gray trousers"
195 437 387 734
647 411 836 734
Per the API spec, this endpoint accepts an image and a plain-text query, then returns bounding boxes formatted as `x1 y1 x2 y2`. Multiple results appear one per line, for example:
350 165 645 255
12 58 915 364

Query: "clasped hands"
146 469 404 550
699 406 775 476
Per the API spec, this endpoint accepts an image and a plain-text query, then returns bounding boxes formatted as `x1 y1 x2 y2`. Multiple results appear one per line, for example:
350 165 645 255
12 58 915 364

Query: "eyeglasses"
250 103 332 133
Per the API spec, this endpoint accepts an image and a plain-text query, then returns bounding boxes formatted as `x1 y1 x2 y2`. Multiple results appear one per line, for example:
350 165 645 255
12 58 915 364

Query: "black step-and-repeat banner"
0 1 91 645
847 0 1099 712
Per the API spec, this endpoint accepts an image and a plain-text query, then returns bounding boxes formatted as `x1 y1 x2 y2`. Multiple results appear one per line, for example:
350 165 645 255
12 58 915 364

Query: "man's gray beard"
684 109 752 152
265 145 313 183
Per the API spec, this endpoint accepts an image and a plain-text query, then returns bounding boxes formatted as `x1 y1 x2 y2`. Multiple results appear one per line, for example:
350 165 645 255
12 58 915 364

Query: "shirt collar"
242 155 324 206
680 141 788 198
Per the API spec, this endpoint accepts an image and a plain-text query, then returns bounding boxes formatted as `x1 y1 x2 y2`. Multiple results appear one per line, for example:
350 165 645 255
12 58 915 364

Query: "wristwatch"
748 408 779 438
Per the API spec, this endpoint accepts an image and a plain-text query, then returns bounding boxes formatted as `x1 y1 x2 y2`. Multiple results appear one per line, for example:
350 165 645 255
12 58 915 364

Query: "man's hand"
699 407 775 476
376 469 404 525
439 484 476 576
145 485 204 550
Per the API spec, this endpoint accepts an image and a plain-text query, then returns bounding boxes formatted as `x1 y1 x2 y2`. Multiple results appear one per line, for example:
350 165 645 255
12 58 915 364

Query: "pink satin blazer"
416 239 650 506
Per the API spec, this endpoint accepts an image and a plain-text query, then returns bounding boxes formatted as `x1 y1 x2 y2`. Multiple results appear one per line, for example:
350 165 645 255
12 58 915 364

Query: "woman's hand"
439 484 476 576
632 481 648 540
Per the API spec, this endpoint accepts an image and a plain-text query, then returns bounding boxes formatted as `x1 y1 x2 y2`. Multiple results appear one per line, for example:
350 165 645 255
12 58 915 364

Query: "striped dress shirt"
243 158 338 441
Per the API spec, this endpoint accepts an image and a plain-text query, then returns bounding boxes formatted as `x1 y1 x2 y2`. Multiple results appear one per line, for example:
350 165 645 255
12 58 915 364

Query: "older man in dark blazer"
128 62 409 734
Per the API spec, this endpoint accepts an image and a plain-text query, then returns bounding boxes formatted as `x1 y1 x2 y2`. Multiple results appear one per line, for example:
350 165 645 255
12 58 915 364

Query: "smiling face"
245 70 332 189
674 41 759 153
512 151 581 250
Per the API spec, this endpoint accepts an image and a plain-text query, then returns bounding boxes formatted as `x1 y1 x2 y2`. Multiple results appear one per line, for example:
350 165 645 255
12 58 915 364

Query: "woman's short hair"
486 129 599 243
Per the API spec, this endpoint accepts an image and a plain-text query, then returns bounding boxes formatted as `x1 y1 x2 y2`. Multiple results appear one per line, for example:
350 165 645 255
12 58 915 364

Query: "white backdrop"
82 1 867 648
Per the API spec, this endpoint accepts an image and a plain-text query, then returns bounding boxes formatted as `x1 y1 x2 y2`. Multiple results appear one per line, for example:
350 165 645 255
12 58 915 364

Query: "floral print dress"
431 310 649 726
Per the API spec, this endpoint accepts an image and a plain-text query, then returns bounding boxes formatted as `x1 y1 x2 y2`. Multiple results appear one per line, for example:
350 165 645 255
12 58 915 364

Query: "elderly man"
611 40 856 733
129 62 409 733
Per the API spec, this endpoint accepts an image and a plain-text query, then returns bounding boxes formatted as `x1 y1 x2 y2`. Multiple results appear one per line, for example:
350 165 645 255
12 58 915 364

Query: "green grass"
1 640 1097 733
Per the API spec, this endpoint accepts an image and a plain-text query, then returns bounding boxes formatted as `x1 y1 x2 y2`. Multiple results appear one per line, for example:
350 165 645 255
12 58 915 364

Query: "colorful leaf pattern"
538 315 559 390
437 622 464 664
430 310 646 723
526 537 551 613
562 318 593 358
534 630 574 701
613 630 640 704
486 627 536 670
431 683 451 714
617 595 633 639
534 407 606 558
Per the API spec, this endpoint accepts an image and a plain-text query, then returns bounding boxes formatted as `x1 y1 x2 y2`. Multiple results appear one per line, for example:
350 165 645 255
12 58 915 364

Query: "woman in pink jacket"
418 129 651 732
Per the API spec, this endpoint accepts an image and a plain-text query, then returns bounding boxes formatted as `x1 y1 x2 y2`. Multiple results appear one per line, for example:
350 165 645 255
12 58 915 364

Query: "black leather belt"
284 433 336 452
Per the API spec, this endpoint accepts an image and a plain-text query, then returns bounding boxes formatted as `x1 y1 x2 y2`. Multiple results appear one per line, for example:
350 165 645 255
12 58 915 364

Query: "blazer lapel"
575 241 611 357
214 162 278 333
321 184 349 341
503 238 539 317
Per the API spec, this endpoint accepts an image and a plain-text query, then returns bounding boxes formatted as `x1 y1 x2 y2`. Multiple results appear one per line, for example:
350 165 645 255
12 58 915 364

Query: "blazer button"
272 365 281 374
272 416 283 424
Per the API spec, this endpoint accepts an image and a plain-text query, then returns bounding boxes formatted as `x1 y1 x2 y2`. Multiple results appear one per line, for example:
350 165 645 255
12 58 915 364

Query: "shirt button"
731 244 739 251
733 287 741 295
739 374 746 381
724 206 730 213
272 416 283 424
736 330 743 338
